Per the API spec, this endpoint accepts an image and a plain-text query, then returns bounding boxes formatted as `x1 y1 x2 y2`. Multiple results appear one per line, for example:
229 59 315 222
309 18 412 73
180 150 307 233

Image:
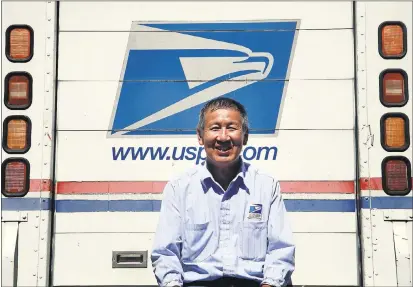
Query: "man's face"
197 108 248 167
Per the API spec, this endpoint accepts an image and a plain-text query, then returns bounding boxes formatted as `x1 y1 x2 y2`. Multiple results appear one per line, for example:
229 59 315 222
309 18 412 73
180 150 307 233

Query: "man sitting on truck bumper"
151 98 295 287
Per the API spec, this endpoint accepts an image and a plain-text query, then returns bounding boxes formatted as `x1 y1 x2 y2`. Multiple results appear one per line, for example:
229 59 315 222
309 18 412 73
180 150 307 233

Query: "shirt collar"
199 158 250 194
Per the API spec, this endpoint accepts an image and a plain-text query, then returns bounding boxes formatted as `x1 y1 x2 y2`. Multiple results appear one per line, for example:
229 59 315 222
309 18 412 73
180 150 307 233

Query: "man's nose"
216 128 230 141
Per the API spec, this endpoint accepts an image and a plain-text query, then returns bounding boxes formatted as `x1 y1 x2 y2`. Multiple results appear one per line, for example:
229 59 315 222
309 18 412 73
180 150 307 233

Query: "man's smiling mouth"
215 145 232 152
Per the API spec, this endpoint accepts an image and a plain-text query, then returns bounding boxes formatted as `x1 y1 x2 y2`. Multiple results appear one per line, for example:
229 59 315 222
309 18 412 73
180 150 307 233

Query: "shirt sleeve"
261 180 296 287
151 182 184 287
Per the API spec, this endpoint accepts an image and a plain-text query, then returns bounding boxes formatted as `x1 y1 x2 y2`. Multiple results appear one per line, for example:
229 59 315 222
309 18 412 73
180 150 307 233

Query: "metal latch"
112 251 148 268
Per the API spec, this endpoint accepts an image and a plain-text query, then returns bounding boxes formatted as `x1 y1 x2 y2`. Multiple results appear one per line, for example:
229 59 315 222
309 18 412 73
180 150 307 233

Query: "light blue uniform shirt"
151 160 295 287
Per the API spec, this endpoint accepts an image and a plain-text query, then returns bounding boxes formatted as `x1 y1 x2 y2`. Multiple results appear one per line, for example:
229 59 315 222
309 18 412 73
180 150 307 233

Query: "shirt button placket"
220 201 233 275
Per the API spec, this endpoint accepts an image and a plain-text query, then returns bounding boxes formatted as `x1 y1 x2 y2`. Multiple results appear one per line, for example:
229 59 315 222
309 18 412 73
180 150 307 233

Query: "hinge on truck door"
383 210 413 221
1 212 28 222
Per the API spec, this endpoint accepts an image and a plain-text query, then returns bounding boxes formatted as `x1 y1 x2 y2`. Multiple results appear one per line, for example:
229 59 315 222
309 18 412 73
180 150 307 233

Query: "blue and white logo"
249 204 263 213
109 21 298 136
248 203 263 220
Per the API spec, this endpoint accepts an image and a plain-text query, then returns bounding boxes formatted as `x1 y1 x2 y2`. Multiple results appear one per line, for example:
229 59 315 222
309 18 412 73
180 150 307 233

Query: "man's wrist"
261 279 281 287
165 280 182 287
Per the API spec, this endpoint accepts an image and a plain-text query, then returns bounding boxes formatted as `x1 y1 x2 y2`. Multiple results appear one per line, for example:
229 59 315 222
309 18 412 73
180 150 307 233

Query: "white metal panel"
361 209 375 287
55 213 157 233
56 80 354 131
408 221 413 283
285 211 356 233
278 80 354 129
59 1 353 31
363 1 413 178
393 221 412 286
57 29 353 81
52 232 357 286
2 210 50 283
55 212 356 233
1 222 19 287
289 29 353 80
55 130 355 181
36 210 52 286
354 2 371 183
365 1 413 23
292 233 358 285
370 209 398 286
53 233 155 286
15 211 44 287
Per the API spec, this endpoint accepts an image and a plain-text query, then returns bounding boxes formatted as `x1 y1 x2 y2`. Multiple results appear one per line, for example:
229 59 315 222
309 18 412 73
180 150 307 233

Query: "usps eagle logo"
248 204 263 220
108 21 298 136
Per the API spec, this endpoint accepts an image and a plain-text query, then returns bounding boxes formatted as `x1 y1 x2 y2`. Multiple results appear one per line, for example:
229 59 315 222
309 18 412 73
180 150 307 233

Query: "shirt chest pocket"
182 221 216 263
239 221 268 260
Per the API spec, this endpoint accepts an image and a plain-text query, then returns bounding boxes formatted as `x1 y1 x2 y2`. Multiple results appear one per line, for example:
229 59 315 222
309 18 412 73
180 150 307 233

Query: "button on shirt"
151 160 295 287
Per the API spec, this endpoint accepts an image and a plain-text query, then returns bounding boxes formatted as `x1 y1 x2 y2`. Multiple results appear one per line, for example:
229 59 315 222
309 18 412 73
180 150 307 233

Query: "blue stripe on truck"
2 197 412 212
1 198 51 211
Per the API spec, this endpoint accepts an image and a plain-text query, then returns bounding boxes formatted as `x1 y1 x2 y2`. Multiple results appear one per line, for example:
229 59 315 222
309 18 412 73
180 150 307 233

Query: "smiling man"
151 98 295 287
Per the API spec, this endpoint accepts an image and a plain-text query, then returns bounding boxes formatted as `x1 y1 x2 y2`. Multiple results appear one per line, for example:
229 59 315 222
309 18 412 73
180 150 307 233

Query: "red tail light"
380 113 410 152
5 25 33 62
1 158 30 197
2 116 31 153
5 72 32 109
379 22 407 59
382 157 412 195
380 70 408 107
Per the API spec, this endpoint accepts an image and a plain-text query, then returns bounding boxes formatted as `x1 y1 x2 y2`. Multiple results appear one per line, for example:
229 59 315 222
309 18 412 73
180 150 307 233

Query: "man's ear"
197 128 204 145
243 132 249 145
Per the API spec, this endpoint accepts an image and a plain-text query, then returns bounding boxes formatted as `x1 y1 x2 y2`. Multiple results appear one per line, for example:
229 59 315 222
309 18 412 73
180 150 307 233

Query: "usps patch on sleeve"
248 204 263 220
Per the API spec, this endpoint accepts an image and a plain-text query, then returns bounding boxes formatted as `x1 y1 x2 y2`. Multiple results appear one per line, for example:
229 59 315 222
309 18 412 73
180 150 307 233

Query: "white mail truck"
1 1 412 286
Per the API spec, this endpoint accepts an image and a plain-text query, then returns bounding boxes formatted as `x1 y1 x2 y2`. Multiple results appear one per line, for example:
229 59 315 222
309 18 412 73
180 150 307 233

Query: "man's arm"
261 180 295 287
151 182 184 287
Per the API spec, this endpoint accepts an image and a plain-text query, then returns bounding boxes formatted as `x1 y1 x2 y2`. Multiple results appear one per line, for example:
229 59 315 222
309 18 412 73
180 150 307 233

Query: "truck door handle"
112 251 147 268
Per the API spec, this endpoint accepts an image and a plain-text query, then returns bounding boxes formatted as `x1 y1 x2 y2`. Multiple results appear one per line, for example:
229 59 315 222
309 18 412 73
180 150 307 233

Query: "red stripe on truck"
30 178 412 194
29 179 52 192
56 181 166 194
56 180 356 194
